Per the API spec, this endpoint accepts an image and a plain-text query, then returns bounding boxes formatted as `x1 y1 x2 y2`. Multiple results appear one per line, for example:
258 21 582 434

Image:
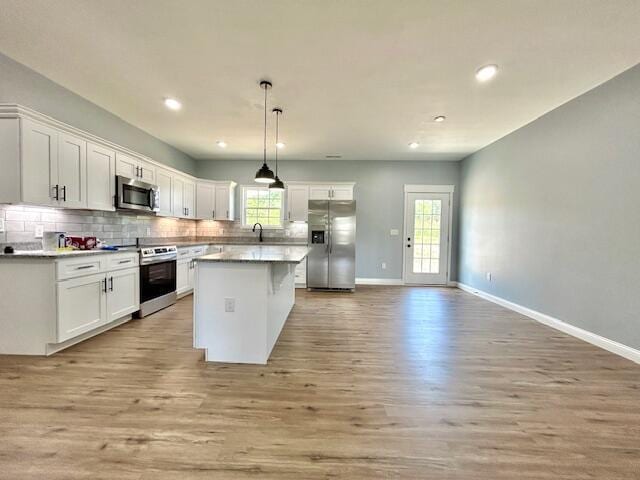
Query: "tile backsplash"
0 205 195 246
0 204 308 246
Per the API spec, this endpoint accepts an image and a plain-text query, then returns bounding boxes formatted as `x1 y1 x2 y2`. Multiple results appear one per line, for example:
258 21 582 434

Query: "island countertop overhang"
195 245 311 264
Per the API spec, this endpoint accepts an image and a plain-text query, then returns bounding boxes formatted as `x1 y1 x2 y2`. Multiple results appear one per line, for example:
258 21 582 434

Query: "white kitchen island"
193 245 310 364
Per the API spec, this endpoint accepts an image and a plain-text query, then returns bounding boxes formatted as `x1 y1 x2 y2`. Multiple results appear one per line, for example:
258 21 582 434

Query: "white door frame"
402 184 455 286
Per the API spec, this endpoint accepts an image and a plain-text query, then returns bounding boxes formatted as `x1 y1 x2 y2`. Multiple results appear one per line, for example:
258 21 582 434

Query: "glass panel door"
404 192 450 285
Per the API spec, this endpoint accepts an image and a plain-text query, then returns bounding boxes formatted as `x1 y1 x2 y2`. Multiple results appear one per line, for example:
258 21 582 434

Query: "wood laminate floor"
0 286 638 479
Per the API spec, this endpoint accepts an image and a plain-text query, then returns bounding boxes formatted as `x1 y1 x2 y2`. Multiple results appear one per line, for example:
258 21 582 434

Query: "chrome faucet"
252 223 263 242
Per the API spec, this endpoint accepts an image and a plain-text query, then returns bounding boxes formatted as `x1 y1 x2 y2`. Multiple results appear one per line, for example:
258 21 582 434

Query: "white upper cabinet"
57 132 87 208
116 152 155 183
308 184 333 201
20 118 59 206
115 152 137 178
214 182 235 220
172 175 195 218
172 175 185 217
196 182 215 220
196 181 236 220
155 167 173 216
308 184 354 201
330 185 354 200
86 143 115 211
184 179 196 219
138 158 156 184
287 184 309 222
21 119 89 209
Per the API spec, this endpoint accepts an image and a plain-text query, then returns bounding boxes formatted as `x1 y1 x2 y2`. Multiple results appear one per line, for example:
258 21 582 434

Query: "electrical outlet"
224 298 235 312
486 272 492 282
34 225 44 238
0 218 4 232
381 262 387 270
146 227 151 236
390 229 399 236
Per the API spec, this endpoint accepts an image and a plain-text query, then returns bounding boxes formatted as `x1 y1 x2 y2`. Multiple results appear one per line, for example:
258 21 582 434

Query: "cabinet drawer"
105 253 139 271
190 246 206 257
56 256 104 280
177 248 191 259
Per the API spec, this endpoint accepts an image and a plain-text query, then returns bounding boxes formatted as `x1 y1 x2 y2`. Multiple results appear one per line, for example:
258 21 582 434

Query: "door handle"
53 184 59 201
109 276 114 291
212 210 215 219
226 210 228 218
102 278 107 293
135 166 139 177
140 167 143 178
61 185 66 202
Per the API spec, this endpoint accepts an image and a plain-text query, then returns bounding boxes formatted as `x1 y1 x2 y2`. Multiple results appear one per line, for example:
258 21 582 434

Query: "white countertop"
196 245 311 264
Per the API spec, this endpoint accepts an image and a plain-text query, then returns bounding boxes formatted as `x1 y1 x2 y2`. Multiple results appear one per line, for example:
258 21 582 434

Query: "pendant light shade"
269 107 285 191
255 80 276 184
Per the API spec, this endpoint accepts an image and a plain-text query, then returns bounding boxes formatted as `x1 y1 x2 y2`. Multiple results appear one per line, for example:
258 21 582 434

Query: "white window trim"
240 185 285 229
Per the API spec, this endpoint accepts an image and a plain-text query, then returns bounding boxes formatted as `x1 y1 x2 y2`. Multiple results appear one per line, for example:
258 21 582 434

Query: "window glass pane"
430 230 440 244
268 209 281 219
432 200 441 215
423 201 433 215
432 215 441 230
244 187 283 228
414 215 423 229
430 259 440 273
413 259 422 273
414 245 423 258
424 215 433 229
431 244 440 259
415 200 424 215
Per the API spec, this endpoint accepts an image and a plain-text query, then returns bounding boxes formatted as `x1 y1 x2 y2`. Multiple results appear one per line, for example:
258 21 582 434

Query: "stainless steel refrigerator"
307 200 356 290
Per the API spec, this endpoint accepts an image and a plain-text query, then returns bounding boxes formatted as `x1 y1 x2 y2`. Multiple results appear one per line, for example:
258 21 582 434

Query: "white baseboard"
457 283 640 365
356 278 404 286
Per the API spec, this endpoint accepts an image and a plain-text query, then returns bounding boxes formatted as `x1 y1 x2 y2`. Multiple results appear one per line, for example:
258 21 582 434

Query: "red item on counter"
65 236 97 250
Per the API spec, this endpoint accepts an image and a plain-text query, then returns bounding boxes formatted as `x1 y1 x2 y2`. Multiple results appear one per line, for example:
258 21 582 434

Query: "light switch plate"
390 229 399 236
34 224 44 238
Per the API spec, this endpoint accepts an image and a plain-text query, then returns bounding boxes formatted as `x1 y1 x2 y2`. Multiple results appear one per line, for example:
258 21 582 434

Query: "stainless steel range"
138 245 177 317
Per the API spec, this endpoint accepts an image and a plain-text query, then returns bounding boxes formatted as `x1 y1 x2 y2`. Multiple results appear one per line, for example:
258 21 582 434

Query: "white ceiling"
1 0 640 161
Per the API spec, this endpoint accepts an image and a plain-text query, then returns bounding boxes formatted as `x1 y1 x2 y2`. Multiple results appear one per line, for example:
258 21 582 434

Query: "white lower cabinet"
177 259 192 296
107 267 140 322
295 258 307 287
57 272 107 342
56 254 140 344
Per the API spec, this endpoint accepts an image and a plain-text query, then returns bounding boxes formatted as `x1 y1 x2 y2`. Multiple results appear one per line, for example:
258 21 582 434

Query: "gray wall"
459 63 640 350
197 160 460 281
0 52 197 175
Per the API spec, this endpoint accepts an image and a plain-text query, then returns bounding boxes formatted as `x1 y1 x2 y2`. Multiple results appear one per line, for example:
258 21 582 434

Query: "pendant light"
255 80 276 184
269 107 285 191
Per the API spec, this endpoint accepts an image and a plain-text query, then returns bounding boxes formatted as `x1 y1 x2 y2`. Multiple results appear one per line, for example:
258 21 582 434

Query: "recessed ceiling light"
408 142 419 149
216 140 227 148
163 97 182 110
276 142 285 149
434 115 446 122
475 64 499 82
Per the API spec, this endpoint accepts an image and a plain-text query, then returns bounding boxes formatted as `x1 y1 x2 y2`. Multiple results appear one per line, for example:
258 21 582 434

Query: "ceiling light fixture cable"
254 80 275 183
270 108 285 191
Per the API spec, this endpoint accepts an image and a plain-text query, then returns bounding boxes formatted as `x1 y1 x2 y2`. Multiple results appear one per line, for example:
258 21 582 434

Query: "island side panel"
0 259 57 355
193 262 269 364
266 263 296 358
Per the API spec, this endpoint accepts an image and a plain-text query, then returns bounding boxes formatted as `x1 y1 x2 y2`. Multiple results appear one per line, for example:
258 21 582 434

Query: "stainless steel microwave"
116 176 160 213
